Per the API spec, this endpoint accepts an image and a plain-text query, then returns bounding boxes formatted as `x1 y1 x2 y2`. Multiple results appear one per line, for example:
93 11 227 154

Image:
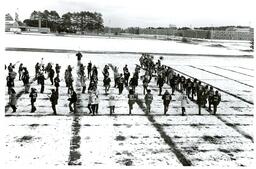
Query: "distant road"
5 47 253 58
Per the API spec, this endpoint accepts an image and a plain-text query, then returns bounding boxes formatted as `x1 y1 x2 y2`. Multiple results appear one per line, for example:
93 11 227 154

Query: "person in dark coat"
103 76 111 94
129 76 137 92
117 74 124 94
8 63 15 72
9 88 17 113
29 88 37 112
207 86 214 111
50 89 58 115
124 70 130 87
6 73 15 95
35 63 40 79
38 72 46 93
143 77 149 95
54 74 60 95
22 68 30 93
128 89 137 115
192 79 198 101
144 89 153 113
123 65 128 73
162 90 172 115
18 63 23 80
68 89 77 113
76 52 83 61
212 91 221 114
55 64 61 76
196 81 204 103
185 78 193 99
48 67 55 85
87 61 92 79
169 75 176 95
197 93 204 115
157 74 165 96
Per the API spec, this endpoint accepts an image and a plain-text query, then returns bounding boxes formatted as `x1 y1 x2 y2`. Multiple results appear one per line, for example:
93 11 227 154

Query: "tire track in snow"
171 67 253 105
237 66 254 71
5 77 36 113
189 65 253 88
68 60 82 165
213 66 254 77
109 63 192 166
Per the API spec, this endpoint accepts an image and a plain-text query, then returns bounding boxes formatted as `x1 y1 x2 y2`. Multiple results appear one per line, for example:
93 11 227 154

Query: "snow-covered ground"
4 32 253 56
3 33 254 167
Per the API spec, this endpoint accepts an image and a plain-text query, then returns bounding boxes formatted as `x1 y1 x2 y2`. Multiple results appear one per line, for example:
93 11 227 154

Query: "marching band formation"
6 53 221 116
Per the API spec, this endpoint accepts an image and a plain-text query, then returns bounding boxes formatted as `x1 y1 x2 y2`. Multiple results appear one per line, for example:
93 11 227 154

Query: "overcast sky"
4 0 255 28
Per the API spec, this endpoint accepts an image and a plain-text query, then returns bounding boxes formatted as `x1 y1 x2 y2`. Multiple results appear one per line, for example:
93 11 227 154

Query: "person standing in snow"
81 74 87 94
129 76 137 92
18 63 23 81
207 86 214 111
35 63 40 79
48 66 55 85
29 88 37 113
142 76 149 95
94 89 99 115
212 91 221 115
124 69 130 87
114 71 120 88
144 89 153 113
109 90 116 115
185 78 193 99
178 91 189 116
37 71 46 93
197 91 204 115
6 73 15 95
68 89 77 113
191 78 198 101
128 89 137 115
87 90 93 114
169 75 176 95
49 89 58 115
117 74 124 94
103 75 111 94
87 61 92 79
55 63 61 76
162 90 172 115
9 88 17 113
90 89 99 115
22 67 30 93
157 74 165 96
54 74 60 95
76 52 83 62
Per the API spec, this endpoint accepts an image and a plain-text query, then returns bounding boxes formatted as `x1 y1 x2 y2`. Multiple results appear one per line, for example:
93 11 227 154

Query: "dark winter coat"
29 91 37 102
162 92 172 105
145 93 153 104
69 92 77 103
54 76 60 87
157 76 165 87
50 91 58 105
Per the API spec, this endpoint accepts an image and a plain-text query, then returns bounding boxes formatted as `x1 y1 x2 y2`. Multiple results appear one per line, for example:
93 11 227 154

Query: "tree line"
23 10 104 33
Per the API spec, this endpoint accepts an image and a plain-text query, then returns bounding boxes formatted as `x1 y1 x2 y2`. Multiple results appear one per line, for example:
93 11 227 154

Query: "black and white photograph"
1 0 255 167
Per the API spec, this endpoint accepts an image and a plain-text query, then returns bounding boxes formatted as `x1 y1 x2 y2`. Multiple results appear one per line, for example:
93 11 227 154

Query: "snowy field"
3 33 254 167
